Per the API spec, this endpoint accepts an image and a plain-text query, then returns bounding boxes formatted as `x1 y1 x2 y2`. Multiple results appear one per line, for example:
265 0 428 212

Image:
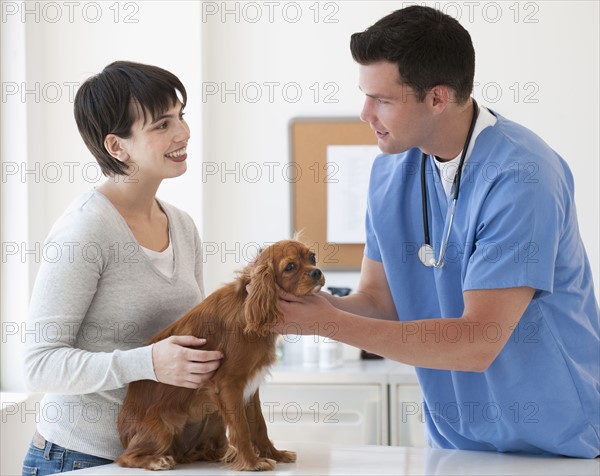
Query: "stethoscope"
418 99 479 268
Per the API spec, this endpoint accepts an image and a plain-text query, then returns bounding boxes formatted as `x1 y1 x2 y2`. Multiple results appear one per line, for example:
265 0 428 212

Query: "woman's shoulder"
47 188 124 242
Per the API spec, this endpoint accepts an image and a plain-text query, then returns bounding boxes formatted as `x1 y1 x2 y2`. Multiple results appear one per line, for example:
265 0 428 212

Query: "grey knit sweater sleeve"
22 189 204 458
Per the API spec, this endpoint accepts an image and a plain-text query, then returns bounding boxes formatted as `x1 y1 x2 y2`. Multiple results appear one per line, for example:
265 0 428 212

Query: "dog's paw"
272 449 296 463
145 456 176 471
221 445 238 463
232 457 276 472
259 446 297 463
254 457 277 471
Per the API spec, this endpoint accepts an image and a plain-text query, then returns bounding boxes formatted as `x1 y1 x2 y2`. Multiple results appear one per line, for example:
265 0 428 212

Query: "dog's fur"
116 240 325 471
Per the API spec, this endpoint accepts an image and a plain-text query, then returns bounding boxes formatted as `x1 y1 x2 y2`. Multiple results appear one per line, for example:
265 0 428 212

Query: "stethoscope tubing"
419 99 479 268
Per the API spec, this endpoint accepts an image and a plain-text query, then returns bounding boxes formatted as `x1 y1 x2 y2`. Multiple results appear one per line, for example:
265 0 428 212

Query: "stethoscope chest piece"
418 243 441 268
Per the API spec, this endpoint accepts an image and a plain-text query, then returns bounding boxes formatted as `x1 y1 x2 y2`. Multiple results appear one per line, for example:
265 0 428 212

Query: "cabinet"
390 384 428 447
260 384 385 445
262 360 427 447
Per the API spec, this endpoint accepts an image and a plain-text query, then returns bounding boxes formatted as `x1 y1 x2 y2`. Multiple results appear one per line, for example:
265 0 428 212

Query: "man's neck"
424 99 476 162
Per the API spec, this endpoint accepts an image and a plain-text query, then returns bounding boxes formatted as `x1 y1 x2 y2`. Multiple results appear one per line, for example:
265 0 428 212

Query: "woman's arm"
22 211 221 394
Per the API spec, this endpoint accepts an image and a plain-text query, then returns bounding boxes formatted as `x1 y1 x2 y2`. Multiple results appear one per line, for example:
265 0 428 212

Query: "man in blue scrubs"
279 6 599 458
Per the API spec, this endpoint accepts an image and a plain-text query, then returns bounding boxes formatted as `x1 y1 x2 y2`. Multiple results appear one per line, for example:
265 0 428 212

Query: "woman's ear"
104 134 130 162
244 262 282 336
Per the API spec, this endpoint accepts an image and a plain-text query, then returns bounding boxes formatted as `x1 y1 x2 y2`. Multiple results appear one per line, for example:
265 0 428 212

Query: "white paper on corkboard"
326 144 379 244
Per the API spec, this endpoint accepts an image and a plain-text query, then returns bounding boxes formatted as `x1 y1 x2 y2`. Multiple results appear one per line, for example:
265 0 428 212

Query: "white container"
282 334 303 365
319 338 343 369
302 335 320 367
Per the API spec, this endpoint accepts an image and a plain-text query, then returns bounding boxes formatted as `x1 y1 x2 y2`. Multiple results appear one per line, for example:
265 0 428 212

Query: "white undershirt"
434 105 498 197
141 235 174 278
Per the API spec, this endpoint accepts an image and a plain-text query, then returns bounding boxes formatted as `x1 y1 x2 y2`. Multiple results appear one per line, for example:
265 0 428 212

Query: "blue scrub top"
365 112 600 457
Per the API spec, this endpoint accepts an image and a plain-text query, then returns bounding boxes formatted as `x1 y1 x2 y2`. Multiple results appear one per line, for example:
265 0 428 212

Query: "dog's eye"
284 262 296 272
309 253 316 264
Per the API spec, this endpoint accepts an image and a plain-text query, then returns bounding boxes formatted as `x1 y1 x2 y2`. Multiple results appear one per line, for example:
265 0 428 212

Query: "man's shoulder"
481 112 556 157
370 148 421 178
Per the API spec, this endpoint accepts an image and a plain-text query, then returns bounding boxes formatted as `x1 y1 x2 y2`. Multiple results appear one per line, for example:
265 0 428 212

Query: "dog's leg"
213 387 276 471
247 390 297 463
116 433 177 471
181 412 229 463
117 411 187 470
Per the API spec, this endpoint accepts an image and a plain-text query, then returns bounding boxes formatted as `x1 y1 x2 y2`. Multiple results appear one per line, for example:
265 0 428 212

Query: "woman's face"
118 100 191 182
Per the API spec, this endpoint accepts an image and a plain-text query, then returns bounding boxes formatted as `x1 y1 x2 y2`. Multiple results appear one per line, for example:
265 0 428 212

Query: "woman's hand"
151 335 223 389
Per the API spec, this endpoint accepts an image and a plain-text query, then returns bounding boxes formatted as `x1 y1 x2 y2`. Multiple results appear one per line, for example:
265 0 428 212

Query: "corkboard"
290 118 378 270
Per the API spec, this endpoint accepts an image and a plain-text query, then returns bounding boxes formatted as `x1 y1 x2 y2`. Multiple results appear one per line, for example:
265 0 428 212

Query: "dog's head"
243 240 325 336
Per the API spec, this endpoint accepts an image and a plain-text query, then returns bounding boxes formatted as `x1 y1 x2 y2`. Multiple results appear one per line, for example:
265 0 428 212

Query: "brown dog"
116 240 325 471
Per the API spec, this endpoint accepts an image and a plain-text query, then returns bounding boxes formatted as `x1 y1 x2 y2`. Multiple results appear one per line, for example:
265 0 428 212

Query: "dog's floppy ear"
244 262 282 336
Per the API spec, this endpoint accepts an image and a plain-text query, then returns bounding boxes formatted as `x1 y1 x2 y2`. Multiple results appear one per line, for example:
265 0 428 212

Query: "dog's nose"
309 268 322 280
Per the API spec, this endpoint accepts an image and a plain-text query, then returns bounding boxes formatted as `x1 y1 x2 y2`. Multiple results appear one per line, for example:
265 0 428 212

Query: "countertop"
267 359 418 385
57 442 599 475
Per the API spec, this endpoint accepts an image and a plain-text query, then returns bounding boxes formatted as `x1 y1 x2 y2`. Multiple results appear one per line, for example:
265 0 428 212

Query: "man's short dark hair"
350 6 475 104
74 61 187 177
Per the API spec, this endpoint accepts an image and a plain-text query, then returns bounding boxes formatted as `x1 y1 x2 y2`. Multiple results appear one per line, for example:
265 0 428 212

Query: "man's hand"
276 288 338 335
152 335 223 389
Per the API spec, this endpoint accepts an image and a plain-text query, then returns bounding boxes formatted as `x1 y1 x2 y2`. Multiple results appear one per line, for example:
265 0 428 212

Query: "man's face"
359 61 431 154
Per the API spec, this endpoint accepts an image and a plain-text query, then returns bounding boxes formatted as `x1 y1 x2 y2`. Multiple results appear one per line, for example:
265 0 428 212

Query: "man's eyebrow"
361 89 395 101
359 86 395 100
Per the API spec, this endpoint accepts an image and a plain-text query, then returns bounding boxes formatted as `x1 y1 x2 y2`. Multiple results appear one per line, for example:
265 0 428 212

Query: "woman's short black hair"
350 6 475 104
74 61 187 176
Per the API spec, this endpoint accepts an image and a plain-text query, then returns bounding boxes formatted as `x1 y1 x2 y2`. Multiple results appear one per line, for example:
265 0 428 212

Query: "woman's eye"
157 121 167 130
284 263 296 272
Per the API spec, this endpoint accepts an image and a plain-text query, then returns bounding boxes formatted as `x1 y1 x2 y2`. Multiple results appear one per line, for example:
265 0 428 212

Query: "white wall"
200 0 599 295
2 2 205 473
1 394 40 476
1 0 598 471
1 1 204 393
2 0 598 384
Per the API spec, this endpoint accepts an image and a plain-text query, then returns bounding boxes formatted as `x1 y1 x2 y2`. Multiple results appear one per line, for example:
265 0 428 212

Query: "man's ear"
429 85 453 112
104 134 130 162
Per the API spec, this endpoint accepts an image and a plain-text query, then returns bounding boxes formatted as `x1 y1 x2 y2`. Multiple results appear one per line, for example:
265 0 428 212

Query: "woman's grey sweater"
23 189 205 459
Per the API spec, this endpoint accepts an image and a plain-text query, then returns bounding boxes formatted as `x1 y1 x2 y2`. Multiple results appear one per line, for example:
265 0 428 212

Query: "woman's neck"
97 178 161 220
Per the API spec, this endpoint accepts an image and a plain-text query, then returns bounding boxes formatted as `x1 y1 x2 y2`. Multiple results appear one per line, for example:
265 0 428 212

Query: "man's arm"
279 257 534 372
319 256 398 320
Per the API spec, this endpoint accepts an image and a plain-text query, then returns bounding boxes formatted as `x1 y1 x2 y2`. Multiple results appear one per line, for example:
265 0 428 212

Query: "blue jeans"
22 431 113 476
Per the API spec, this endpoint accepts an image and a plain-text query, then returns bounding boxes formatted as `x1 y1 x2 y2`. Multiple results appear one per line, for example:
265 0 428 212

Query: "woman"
21 61 223 475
